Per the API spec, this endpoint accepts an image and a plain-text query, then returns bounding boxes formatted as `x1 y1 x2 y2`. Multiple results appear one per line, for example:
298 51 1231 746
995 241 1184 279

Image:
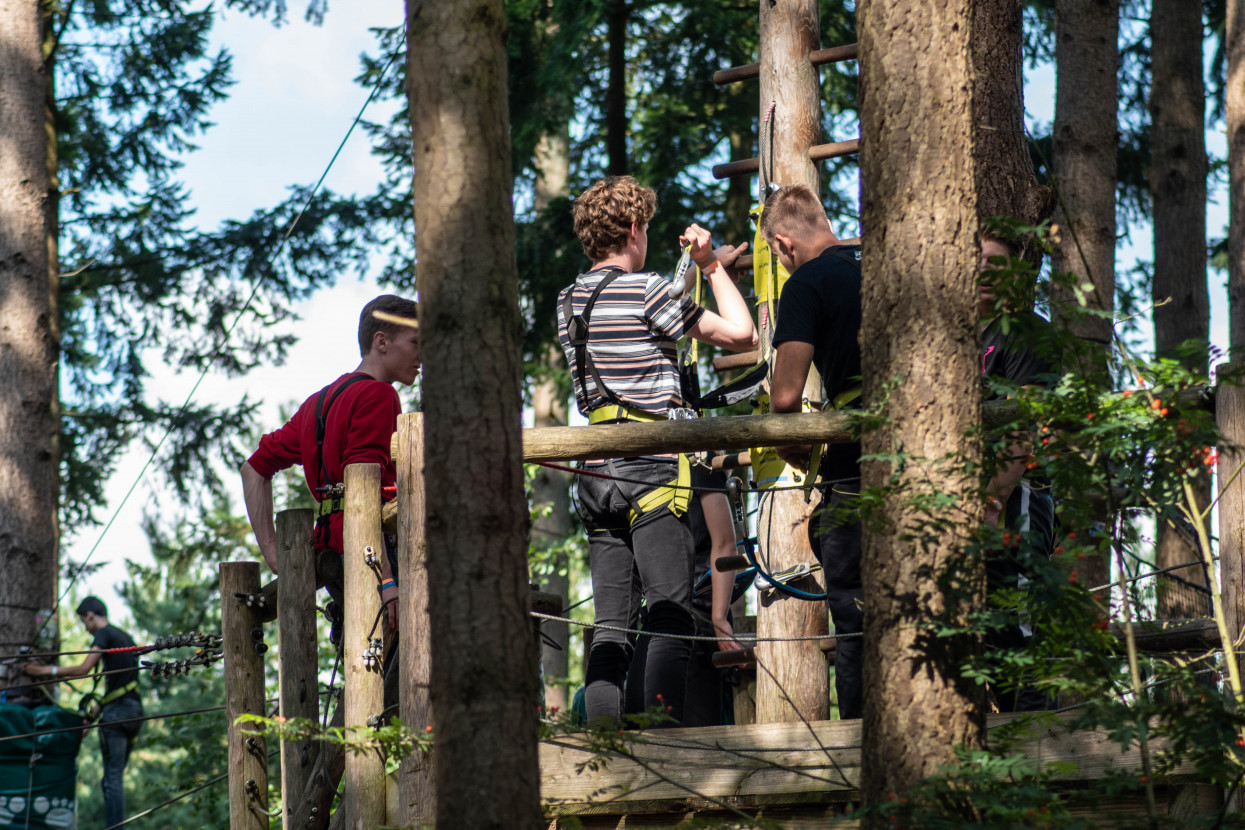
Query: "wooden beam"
713 43 859 85
276 509 318 825
396 414 435 827
222 561 268 830
712 139 860 180
342 463 386 829
539 713 1196 815
711 350 760 371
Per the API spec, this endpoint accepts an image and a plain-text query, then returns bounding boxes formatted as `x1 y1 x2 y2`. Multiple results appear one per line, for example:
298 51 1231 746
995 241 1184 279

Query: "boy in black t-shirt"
761 184 867 719
24 596 142 827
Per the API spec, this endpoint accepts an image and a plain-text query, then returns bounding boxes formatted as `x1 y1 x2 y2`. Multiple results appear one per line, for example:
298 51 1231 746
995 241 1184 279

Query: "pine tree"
857 0 983 819
0 0 59 693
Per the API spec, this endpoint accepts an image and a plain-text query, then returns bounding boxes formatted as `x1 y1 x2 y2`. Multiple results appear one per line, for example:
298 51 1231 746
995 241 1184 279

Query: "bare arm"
770 341 815 469
985 439 1030 527
700 492 744 652
681 225 758 352
241 461 279 573
24 646 103 678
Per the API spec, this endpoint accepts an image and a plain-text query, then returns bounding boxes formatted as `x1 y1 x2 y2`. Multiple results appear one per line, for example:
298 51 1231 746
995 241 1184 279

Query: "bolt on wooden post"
276 508 318 824
342 462 387 829
754 0 831 724
396 413 435 826
221 561 269 830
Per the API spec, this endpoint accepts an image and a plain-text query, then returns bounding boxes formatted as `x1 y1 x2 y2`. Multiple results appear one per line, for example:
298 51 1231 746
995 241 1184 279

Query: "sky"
63 7 1235 625
63 0 403 620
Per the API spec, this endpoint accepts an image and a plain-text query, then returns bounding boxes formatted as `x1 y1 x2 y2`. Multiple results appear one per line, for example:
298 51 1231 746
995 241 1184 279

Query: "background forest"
0 0 1236 825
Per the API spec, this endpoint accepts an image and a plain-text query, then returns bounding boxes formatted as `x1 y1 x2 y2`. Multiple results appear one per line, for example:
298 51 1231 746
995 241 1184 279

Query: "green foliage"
52 0 380 530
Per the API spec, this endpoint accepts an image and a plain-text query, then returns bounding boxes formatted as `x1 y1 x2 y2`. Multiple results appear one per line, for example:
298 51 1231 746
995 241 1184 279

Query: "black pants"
813 485 864 720
577 457 695 726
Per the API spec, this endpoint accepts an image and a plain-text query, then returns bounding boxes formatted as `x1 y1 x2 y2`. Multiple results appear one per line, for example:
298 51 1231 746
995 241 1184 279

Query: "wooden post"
222 561 268 830
1219 365 1245 687
754 0 831 724
276 509 318 825
342 463 386 829
396 414 435 826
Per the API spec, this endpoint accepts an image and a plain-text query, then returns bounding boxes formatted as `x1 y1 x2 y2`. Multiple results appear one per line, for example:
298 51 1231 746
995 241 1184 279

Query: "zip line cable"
43 35 407 641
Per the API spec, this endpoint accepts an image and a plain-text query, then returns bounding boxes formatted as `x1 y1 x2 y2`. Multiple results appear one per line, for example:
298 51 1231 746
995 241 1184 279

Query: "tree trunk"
858 0 983 818
753 0 830 726
1050 0 1119 592
1228 0 1245 350
0 0 58 686
606 0 629 176
407 0 541 825
972 0 1052 243
1150 0 1211 618
1050 0 1119 357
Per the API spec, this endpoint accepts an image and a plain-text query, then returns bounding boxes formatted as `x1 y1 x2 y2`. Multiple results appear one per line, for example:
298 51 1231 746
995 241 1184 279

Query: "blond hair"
758 185 828 244
572 176 657 261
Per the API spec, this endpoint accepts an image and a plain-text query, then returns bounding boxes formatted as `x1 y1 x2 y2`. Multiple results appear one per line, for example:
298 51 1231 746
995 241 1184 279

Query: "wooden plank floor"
540 713 1213 827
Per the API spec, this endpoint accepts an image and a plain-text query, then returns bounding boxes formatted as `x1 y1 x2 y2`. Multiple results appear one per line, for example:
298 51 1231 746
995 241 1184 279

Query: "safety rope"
0 705 226 744
46 32 408 636
0 632 222 664
528 610 859 644
534 460 858 495
1088 558 1214 595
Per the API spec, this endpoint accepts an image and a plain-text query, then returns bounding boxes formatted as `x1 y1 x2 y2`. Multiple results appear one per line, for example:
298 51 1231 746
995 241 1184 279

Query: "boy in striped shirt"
558 175 756 726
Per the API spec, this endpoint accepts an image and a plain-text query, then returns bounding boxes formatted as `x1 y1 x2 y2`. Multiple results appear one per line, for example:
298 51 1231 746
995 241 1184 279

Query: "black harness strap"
562 268 627 408
313 373 374 548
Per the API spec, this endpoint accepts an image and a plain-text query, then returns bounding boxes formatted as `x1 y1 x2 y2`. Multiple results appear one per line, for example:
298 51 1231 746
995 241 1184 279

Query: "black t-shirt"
772 244 863 481
981 312 1059 395
92 624 140 701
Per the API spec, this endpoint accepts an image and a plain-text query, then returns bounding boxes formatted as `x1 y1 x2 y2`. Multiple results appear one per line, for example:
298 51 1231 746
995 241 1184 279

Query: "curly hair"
758 185 830 247
572 176 657 261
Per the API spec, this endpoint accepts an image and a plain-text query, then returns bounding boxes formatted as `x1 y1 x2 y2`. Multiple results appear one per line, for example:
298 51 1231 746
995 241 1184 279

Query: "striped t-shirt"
558 268 706 416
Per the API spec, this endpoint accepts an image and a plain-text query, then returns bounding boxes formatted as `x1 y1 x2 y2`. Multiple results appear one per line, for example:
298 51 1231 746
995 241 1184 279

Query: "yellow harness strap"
627 452 692 523
803 386 863 502
587 404 666 425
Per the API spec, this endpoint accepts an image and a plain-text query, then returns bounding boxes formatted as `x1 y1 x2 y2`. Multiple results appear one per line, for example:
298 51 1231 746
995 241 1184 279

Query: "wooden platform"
540 713 1217 828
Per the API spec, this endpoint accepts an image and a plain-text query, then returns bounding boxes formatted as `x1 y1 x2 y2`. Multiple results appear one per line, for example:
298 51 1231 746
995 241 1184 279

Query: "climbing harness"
312 373 375 549
77 680 138 725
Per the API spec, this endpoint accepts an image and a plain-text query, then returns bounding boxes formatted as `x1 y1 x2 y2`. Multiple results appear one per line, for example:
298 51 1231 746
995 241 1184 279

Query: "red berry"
1086 412 1095 420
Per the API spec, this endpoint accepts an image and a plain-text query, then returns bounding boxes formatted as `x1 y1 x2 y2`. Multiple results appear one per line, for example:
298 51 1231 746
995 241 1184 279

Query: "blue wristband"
381 580 397 591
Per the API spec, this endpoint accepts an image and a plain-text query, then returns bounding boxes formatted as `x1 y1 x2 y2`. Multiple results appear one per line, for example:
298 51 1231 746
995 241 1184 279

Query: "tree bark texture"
1150 0 1211 617
606 0 629 176
1228 0 1245 350
407 0 542 825
0 0 57 683
754 0 830 725
1050 0 1119 356
971 0 1052 247
858 0 984 816
1050 0 1119 593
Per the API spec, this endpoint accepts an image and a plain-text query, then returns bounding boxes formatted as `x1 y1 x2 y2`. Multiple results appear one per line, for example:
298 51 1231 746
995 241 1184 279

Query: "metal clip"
363 545 379 568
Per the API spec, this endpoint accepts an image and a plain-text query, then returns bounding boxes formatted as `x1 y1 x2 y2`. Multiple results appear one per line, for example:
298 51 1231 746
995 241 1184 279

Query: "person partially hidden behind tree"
761 184 865 719
979 233 1059 712
24 596 142 828
241 295 420 644
558 175 756 726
